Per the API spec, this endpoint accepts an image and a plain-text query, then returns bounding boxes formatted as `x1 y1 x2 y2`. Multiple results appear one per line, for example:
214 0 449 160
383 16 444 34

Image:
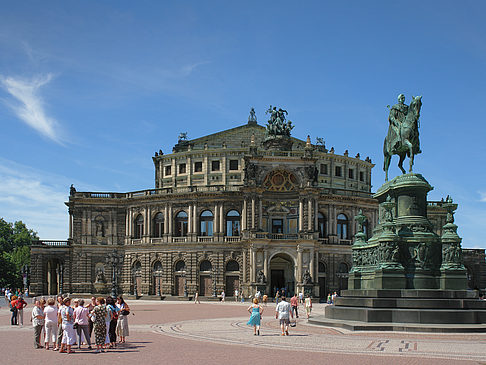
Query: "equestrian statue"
383 94 422 181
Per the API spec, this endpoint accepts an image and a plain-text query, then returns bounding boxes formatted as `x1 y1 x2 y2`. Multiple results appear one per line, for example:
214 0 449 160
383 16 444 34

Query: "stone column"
242 249 247 283
193 203 197 234
218 204 223 235
168 205 173 236
164 205 168 234
309 248 315 282
297 247 303 283
299 199 304 231
251 197 255 230
146 206 151 239
308 199 313 231
258 198 263 230
251 247 256 282
263 250 268 281
188 205 193 234
214 203 219 234
242 199 247 230
69 209 73 239
314 200 319 231
128 209 132 239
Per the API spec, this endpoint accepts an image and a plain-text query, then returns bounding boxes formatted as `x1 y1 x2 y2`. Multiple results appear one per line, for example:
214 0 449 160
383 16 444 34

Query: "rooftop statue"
383 94 422 181
265 105 294 138
178 132 188 143
248 107 257 123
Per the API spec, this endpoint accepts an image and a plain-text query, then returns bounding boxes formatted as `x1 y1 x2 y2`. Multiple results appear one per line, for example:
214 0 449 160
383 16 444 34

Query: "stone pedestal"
319 173 484 331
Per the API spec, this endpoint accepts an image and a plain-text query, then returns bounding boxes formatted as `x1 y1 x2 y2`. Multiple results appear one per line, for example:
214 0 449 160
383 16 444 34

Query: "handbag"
290 320 296 327
120 310 130 316
73 323 79 329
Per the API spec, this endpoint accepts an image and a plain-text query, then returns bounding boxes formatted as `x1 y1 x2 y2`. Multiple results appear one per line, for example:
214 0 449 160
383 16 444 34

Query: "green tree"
0 218 38 287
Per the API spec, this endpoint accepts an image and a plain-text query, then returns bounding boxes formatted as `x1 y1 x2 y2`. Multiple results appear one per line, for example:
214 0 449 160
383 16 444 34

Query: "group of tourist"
246 292 313 336
30 295 130 353
327 291 339 304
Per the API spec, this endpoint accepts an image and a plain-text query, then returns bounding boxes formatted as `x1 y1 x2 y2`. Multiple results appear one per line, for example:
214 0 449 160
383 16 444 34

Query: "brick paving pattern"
1 299 485 364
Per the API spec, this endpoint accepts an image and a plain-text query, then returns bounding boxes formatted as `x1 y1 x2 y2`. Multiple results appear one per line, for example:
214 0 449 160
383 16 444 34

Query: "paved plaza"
1 299 485 364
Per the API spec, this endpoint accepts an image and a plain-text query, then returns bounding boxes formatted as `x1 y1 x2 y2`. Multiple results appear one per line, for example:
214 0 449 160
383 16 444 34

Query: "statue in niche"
302 270 312 285
257 270 266 284
95 266 105 283
95 219 105 237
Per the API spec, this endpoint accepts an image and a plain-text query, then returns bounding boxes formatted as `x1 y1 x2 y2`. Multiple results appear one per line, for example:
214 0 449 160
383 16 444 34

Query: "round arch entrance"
269 253 295 297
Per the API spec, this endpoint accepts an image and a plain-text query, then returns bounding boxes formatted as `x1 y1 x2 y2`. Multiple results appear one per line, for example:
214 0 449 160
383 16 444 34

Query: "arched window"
318 212 326 238
226 260 240 272
318 261 326 273
175 260 186 272
226 210 240 236
338 262 349 274
200 210 214 236
337 213 349 239
153 261 162 273
153 212 164 238
134 214 144 239
200 260 212 272
174 211 188 237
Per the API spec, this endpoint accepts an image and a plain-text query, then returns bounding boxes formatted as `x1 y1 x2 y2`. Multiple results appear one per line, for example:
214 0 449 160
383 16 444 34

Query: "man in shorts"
275 296 293 336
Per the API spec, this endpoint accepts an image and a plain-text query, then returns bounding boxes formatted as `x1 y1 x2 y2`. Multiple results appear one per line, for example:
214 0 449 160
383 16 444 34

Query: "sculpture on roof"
383 94 422 181
178 132 188 143
248 107 257 123
265 106 293 137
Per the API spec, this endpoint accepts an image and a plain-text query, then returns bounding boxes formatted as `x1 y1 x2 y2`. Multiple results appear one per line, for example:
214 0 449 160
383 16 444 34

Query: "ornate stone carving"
257 270 266 284
302 270 312 285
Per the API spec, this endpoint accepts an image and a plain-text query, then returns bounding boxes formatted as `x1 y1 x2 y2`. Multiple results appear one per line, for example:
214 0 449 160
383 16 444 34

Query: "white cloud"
0 159 69 239
0 73 64 144
479 191 486 202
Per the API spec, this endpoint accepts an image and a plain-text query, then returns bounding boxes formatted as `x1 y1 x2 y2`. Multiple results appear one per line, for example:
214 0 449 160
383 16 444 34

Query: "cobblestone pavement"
1 300 485 364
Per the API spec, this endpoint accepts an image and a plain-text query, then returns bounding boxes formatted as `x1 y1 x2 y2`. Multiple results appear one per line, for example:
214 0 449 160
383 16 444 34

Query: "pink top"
74 306 90 325
44 305 58 323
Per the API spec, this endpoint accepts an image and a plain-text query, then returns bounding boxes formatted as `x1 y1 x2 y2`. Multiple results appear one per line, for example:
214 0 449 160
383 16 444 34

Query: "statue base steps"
319 289 486 332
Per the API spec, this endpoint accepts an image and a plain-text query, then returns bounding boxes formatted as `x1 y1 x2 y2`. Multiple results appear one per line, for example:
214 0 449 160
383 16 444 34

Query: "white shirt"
44 305 58 323
276 301 291 319
32 306 44 326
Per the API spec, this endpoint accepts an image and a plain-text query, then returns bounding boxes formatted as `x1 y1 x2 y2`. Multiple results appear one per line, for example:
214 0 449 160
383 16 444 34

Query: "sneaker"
257 330 260 336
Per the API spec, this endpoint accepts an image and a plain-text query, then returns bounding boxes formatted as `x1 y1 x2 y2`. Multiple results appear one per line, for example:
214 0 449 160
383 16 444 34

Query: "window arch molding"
134 214 144 239
199 210 214 236
153 212 164 238
226 209 241 236
174 210 188 237
337 213 349 240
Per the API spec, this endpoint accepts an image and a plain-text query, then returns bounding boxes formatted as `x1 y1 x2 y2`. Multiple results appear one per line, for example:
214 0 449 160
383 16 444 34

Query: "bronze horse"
383 96 422 181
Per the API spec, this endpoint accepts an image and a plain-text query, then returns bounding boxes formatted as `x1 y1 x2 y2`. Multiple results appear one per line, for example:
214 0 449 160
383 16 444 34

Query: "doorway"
269 253 295 297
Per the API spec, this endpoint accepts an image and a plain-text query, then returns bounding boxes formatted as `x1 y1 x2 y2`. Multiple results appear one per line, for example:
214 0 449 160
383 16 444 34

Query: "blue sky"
0 1 485 247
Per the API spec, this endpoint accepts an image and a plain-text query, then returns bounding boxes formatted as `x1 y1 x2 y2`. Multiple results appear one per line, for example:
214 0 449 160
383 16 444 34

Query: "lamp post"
106 250 123 298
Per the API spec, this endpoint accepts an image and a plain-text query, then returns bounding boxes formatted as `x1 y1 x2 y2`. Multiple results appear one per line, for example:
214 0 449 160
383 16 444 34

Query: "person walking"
9 295 18 325
246 298 263 336
91 297 107 353
290 294 299 318
74 299 92 349
59 297 76 353
32 299 45 349
305 295 313 319
44 298 58 350
86 296 96 339
262 294 268 306
275 296 293 336
15 295 27 326
194 292 200 304
234 289 239 302
221 290 225 302
116 296 130 344
55 295 64 350
106 296 119 348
